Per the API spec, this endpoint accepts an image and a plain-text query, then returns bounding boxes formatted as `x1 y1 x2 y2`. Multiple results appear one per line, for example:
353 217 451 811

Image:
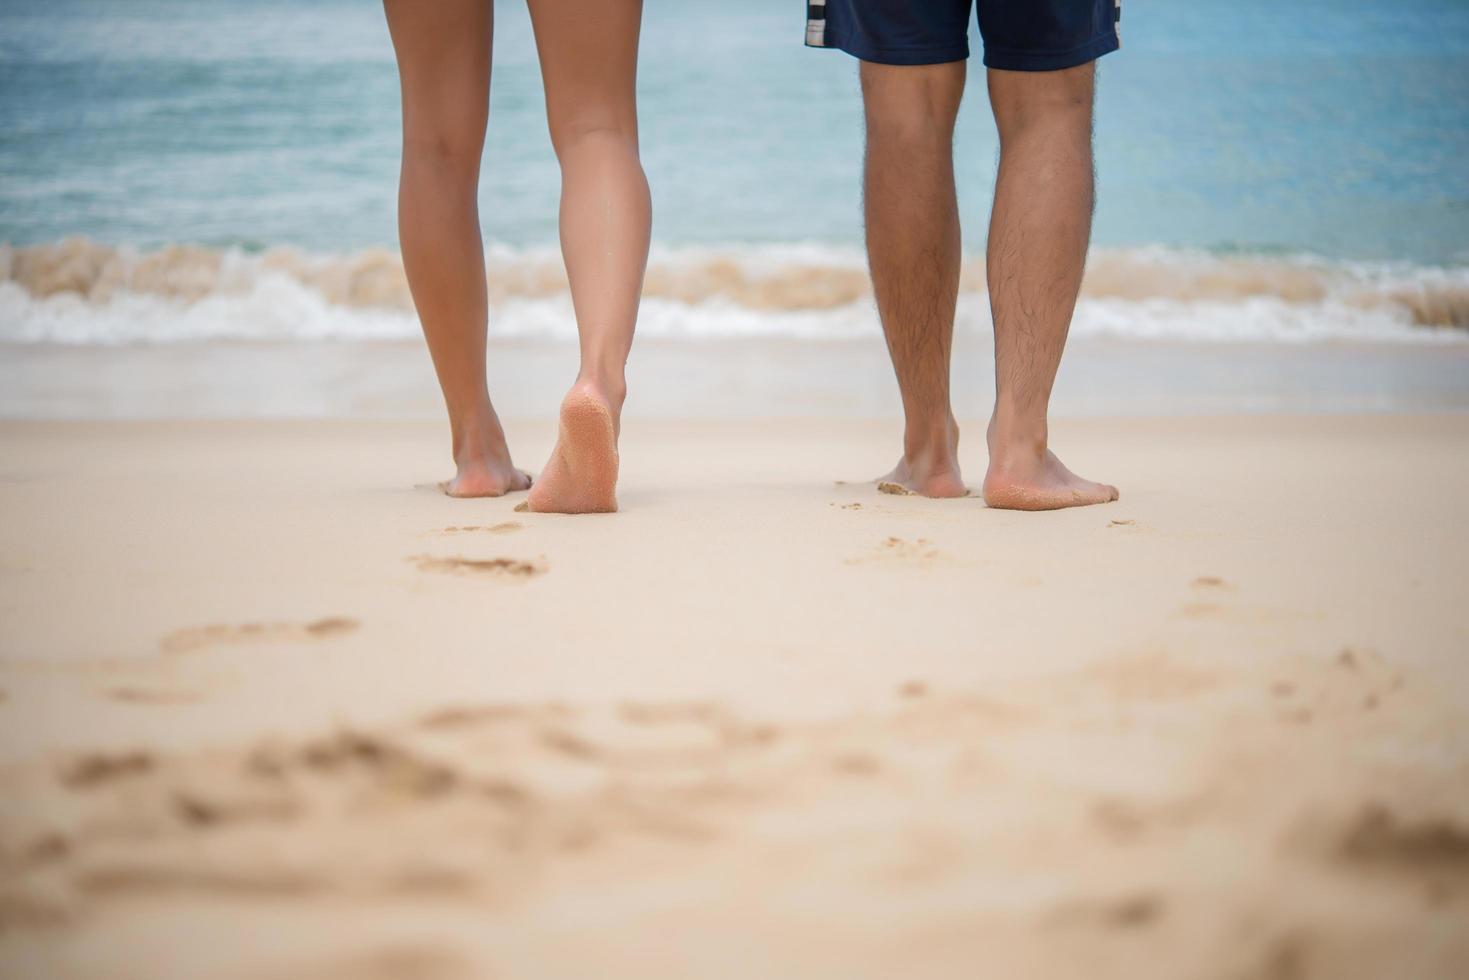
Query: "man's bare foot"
876 418 967 498
982 426 1118 511
528 383 620 514
440 457 531 499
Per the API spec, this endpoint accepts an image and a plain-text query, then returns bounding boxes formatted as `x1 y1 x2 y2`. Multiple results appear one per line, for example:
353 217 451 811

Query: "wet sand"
4 337 1469 421
1 415 1467 978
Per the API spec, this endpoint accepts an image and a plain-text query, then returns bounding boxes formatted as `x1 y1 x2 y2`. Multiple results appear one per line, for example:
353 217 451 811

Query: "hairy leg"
860 60 968 498
982 63 1118 511
525 0 650 514
384 0 529 497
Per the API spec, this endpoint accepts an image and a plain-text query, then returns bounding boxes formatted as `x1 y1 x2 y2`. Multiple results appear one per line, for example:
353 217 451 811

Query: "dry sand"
1 415 1467 979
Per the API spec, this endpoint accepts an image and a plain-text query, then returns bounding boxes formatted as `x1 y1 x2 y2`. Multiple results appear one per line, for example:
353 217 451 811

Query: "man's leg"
861 60 968 498
981 63 1118 510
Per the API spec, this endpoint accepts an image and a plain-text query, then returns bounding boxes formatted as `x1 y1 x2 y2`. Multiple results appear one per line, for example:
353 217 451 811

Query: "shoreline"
2 337 1468 421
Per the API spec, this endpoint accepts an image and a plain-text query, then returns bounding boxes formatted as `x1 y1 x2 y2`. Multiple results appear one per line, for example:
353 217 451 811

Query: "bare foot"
877 458 967 498
982 433 1118 511
440 458 531 499
528 383 619 514
876 419 967 498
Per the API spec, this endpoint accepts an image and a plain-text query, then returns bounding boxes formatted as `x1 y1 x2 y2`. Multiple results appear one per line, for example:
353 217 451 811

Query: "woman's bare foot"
982 423 1118 511
877 457 967 498
528 382 620 514
438 406 530 498
440 456 532 498
877 417 967 497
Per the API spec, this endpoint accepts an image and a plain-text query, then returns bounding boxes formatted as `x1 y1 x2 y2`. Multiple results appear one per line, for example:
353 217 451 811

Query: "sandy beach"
1 413 1466 978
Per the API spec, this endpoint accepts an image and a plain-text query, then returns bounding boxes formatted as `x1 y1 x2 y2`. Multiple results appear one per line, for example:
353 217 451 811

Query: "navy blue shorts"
805 0 1121 71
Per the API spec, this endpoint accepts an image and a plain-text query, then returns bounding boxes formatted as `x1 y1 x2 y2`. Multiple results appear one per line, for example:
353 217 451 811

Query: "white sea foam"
1 239 1466 346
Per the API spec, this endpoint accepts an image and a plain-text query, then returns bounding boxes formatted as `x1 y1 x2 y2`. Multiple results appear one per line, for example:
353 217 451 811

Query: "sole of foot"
527 387 619 514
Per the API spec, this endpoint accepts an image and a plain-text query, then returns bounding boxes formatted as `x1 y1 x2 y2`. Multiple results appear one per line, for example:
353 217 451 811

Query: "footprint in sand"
411 555 546 579
845 536 946 566
616 700 722 726
1254 935 1312 980
106 687 201 705
417 703 541 729
293 945 476 980
1266 646 1405 720
1049 891 1165 930
160 617 359 655
1095 893 1166 929
830 751 883 776
1179 575 1232 618
898 679 929 699
24 685 1468 944
75 862 321 899
435 522 523 536
59 749 155 788
1334 802 1469 876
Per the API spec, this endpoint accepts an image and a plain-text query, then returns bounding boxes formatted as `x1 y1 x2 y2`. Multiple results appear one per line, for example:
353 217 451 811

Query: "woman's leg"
384 0 530 497
525 0 651 514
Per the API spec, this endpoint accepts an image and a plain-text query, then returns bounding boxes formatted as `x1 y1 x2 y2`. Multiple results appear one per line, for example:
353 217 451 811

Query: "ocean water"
2 0 1467 345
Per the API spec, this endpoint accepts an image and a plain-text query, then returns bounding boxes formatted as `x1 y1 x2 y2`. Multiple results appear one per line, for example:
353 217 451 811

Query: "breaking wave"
2 238 1467 345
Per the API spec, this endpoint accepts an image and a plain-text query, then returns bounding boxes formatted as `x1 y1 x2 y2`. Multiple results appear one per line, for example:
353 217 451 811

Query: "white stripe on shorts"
805 0 827 48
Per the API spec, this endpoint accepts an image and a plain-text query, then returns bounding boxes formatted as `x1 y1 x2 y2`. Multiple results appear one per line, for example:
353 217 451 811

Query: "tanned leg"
981 62 1118 510
860 60 968 498
525 0 650 514
384 0 530 497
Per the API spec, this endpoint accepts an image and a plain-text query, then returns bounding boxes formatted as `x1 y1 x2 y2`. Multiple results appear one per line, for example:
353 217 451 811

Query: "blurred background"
2 0 1467 418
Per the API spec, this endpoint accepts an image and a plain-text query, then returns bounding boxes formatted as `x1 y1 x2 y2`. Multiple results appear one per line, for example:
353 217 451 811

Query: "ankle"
575 369 627 411
903 415 960 466
450 406 511 466
986 412 1048 464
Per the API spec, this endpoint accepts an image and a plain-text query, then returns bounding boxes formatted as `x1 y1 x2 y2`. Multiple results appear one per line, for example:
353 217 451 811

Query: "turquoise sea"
2 0 1467 345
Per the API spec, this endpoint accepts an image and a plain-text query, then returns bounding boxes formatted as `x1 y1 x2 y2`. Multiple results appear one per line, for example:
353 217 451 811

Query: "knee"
547 112 639 162
990 66 1094 141
861 63 964 150
865 105 954 153
403 125 484 175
